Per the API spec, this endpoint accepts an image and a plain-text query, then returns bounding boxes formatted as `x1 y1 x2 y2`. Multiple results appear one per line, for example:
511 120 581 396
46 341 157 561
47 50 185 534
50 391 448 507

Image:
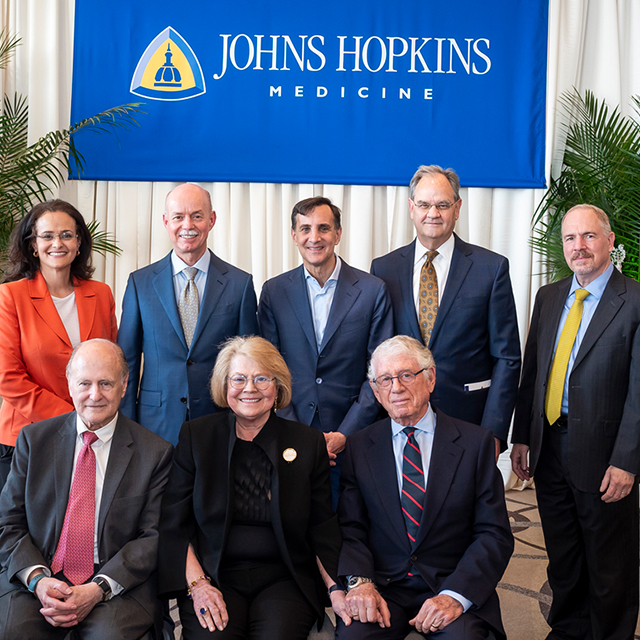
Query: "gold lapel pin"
282 448 297 463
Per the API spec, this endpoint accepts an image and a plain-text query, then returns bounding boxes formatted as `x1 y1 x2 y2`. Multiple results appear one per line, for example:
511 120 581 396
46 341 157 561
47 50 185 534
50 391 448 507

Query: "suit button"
309 402 315 408
187 359 194 366
181 397 187 404
410 555 417 562
316 378 323 384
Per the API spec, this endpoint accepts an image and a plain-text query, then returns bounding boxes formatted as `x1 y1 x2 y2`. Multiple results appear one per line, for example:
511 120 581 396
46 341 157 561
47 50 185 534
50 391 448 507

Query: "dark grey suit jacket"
512 268 640 492
0 411 173 619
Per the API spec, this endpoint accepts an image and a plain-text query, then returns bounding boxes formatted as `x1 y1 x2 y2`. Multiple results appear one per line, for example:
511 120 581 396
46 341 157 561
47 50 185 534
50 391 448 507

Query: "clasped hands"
334 583 463 633
33 576 103 627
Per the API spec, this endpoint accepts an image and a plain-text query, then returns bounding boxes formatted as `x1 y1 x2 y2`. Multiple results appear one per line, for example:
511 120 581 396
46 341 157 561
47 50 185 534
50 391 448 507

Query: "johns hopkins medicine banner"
70 0 548 187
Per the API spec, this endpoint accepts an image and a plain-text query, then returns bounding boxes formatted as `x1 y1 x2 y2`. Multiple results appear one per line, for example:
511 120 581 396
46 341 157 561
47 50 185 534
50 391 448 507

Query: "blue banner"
70 0 548 188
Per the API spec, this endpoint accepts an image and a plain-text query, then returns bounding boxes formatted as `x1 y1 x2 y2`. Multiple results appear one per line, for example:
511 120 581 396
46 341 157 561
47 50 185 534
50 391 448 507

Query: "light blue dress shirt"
171 250 210 308
553 262 613 415
304 256 341 349
390 405 472 613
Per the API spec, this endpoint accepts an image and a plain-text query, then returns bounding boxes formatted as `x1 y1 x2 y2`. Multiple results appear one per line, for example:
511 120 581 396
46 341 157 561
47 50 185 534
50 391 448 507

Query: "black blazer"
158 411 341 622
512 267 640 492
337 410 513 638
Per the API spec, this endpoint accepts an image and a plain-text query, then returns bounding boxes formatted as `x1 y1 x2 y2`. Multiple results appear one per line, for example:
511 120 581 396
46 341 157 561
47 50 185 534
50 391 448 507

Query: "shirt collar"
569 261 613 301
171 249 210 277
414 233 455 267
75 412 118 445
304 254 342 288
391 403 436 436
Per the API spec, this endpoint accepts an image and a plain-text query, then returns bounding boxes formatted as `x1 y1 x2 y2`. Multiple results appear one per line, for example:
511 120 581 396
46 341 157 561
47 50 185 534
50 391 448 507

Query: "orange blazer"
0 272 117 446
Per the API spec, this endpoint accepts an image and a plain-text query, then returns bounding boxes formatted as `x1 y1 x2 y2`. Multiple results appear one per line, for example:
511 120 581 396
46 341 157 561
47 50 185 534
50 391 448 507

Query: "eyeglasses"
227 375 275 390
372 369 425 389
410 199 459 212
33 232 78 242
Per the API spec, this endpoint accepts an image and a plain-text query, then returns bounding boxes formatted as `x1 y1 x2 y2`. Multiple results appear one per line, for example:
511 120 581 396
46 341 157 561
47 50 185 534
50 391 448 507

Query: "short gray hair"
368 335 436 382
562 204 612 235
66 339 129 384
409 165 461 202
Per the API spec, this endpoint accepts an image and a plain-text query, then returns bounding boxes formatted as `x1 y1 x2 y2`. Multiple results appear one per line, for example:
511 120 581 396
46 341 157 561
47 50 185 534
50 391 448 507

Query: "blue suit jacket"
337 410 513 638
118 250 258 444
258 260 393 436
371 235 521 442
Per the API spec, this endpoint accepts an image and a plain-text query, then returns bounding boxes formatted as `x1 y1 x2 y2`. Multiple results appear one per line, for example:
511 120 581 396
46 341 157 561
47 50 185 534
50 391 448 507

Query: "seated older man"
0 339 173 639
336 336 513 639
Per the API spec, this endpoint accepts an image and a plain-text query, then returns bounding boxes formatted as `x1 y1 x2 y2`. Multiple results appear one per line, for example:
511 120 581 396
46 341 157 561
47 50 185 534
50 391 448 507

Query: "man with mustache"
511 204 640 639
118 183 258 445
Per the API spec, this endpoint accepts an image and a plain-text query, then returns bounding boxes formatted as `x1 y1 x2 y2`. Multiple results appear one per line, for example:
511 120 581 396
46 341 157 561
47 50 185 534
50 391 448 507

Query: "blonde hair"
210 336 292 409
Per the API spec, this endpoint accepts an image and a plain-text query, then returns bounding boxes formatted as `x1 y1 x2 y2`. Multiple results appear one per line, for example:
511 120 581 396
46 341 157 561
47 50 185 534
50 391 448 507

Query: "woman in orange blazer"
0 200 117 487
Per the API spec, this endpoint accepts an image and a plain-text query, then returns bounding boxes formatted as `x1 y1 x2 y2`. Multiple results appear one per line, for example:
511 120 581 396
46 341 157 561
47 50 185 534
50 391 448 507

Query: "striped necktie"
401 427 426 545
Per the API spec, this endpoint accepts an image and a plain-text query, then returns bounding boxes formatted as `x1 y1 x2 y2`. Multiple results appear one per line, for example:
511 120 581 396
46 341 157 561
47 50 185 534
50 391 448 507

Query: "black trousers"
178 562 317 640
535 424 639 640
335 575 492 640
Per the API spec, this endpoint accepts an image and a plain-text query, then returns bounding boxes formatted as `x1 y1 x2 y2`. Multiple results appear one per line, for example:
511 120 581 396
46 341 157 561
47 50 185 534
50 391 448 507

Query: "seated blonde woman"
158 335 349 639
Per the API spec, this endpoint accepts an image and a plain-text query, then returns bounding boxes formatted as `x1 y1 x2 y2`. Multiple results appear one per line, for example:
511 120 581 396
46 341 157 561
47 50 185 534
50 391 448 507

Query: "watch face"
347 576 359 587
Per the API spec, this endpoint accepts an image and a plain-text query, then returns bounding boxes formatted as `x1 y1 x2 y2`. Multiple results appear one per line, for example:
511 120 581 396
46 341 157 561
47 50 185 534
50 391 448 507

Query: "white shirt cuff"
96 573 124 599
17 565 51 588
439 589 472 613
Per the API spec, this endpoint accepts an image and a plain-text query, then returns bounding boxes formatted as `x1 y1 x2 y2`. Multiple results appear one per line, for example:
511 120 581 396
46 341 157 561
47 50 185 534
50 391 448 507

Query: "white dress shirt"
171 249 210 307
412 234 456 315
51 291 81 348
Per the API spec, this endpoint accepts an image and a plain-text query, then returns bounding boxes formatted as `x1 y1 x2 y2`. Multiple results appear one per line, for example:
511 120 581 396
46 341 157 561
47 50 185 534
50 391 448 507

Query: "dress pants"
535 423 639 640
335 575 491 640
178 561 317 640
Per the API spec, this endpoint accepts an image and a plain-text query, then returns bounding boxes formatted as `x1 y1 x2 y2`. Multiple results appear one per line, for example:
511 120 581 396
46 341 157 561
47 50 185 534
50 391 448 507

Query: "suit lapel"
97 413 134 542
284 266 317 352
152 254 187 350
192 251 229 351
76 280 97 342
320 261 361 352
572 269 625 371
414 410 462 548
398 241 422 341
541 279 572 377
363 420 409 550
429 235 471 346
29 271 71 346
53 414 78 542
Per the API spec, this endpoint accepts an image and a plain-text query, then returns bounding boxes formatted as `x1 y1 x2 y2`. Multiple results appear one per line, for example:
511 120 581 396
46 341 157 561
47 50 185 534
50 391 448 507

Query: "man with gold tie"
511 204 640 640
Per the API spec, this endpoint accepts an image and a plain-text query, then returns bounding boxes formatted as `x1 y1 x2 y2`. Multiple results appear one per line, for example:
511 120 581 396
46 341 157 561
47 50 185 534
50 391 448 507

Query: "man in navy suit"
511 205 640 639
118 183 258 444
336 336 513 639
258 196 393 499
371 165 521 456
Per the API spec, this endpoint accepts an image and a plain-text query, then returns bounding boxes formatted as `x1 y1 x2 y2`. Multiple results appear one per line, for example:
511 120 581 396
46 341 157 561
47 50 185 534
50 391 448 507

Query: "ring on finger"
200 607 208 615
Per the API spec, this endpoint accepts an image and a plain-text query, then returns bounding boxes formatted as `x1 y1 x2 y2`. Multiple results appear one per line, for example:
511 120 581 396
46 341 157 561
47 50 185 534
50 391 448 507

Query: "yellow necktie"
418 250 439 346
545 288 590 425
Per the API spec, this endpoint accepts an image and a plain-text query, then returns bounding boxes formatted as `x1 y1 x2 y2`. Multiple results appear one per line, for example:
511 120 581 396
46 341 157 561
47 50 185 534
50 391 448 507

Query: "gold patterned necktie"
545 288 590 425
178 267 199 349
418 250 439 345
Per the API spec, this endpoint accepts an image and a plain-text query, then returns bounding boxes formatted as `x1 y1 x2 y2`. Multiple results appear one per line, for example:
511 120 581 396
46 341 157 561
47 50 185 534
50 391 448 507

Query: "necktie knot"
426 250 439 263
82 431 98 447
403 427 416 439
184 266 198 282
574 288 589 302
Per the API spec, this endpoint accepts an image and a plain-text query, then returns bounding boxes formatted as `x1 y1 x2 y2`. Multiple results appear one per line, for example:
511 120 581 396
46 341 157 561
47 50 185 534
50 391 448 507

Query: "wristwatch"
346 576 374 591
92 576 112 601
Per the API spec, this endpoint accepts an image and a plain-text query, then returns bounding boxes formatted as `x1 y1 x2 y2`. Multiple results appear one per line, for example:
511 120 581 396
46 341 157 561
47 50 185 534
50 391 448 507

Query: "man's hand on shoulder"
344 582 391 628
600 465 636 503
409 593 463 634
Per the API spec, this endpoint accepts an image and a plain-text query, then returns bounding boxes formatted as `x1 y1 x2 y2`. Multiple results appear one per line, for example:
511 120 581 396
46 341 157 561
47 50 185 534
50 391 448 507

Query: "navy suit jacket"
0 412 173 622
371 235 521 441
118 250 258 444
512 268 640 492
337 410 513 637
258 260 393 435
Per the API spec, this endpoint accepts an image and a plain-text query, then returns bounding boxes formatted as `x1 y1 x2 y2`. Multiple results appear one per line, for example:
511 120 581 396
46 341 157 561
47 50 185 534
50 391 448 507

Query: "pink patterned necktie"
51 431 98 585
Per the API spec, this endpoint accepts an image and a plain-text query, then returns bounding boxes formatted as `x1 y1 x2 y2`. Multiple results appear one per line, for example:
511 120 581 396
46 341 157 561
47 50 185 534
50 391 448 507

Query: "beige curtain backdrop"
1 0 639 478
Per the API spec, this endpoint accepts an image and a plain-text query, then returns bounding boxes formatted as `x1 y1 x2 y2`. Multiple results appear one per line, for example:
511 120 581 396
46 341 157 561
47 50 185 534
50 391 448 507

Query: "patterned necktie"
418 251 439 345
401 427 426 545
178 267 199 349
51 431 99 585
545 288 590 425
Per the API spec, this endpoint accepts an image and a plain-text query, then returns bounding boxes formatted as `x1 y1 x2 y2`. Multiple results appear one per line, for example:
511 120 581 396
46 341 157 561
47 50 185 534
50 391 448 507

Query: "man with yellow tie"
511 204 640 640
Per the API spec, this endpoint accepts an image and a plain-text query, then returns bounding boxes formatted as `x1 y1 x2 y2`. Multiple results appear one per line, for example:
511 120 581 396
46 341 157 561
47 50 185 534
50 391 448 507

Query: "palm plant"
0 30 144 278
532 89 640 282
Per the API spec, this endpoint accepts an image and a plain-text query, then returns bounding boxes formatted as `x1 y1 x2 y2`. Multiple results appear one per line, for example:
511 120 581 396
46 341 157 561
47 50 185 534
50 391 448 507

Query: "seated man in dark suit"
336 336 513 639
0 339 173 639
